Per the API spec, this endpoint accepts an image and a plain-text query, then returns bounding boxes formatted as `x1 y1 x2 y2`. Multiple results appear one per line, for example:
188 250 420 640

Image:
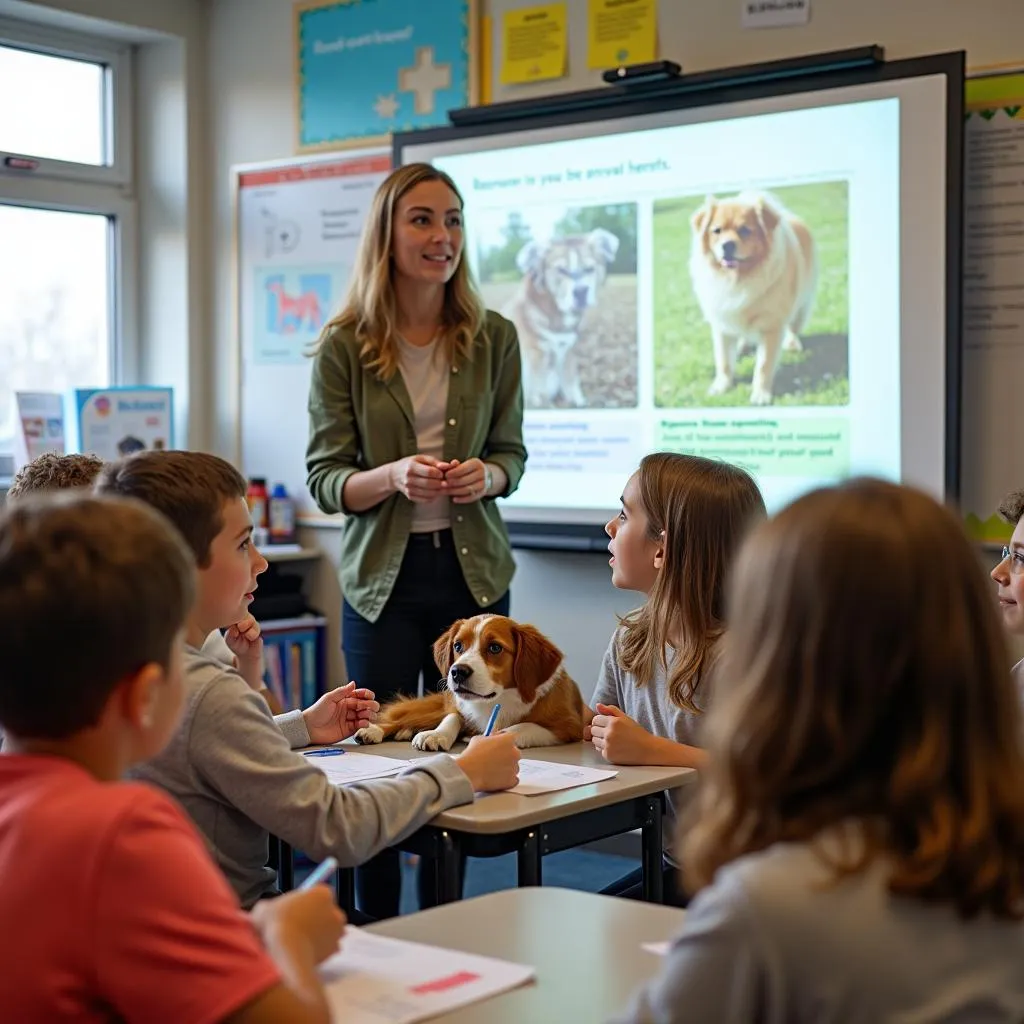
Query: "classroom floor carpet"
294 848 639 916
398 849 637 915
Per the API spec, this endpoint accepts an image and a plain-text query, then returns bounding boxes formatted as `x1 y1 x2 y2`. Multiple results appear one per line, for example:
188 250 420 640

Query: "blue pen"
300 855 339 890
484 704 502 737
303 747 345 757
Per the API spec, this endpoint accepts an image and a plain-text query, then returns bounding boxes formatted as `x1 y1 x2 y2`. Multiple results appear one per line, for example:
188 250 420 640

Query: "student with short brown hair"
97 449 520 909
614 479 1024 1022
0 493 344 1023
8 449 280 712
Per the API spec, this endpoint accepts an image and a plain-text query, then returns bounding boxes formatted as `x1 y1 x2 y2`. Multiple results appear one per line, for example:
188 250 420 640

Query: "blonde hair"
618 453 766 713
683 478 1024 919
313 163 485 380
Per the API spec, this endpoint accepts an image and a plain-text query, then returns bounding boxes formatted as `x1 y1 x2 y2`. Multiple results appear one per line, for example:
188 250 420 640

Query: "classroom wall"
6 0 1023 691
205 0 1024 693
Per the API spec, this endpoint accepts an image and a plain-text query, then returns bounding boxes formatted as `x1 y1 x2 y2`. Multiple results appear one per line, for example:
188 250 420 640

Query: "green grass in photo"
653 181 849 408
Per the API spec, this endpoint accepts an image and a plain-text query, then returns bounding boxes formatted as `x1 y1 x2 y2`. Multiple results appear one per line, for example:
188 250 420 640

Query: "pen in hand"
483 704 502 737
300 855 339 890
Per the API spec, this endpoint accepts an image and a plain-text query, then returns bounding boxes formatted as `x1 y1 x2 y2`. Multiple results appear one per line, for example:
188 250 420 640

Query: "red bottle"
246 477 269 531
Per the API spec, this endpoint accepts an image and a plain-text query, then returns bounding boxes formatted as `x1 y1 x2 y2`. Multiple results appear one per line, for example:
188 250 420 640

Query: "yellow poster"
588 0 657 71
500 3 568 86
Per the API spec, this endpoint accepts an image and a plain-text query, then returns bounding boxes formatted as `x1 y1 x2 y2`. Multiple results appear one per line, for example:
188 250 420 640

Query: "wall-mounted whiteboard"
234 148 391 512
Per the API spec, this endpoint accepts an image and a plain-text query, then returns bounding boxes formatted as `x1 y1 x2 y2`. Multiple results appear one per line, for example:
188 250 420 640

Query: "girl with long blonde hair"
306 163 526 920
588 452 766 905
615 478 1024 1022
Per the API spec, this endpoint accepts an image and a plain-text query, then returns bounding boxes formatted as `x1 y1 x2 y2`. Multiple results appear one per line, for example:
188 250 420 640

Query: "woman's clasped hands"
390 455 487 504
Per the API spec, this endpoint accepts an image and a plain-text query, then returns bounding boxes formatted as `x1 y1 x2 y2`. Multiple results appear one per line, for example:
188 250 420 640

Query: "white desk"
333 741 695 905
364 886 683 1022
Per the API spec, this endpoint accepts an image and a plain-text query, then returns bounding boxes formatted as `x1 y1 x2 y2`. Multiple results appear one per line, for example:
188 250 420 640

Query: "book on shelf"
261 615 326 711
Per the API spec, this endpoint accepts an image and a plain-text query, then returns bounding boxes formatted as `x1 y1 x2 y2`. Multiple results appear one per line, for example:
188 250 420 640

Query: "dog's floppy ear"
587 227 620 265
512 624 564 704
755 195 780 234
691 196 716 235
515 240 543 278
433 620 465 679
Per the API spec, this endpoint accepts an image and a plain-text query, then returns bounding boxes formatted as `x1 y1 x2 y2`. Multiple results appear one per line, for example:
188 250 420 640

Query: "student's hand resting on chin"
590 703 655 765
225 613 264 689
302 682 380 744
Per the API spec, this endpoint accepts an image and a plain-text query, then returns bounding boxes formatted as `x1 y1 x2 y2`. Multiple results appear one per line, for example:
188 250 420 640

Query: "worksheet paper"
509 759 618 796
306 751 412 786
322 928 535 1024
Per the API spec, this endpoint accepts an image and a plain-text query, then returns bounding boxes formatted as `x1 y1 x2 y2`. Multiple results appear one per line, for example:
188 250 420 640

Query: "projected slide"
431 96 902 517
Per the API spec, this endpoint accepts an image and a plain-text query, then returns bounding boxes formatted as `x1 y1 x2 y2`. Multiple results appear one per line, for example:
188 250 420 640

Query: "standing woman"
306 163 526 919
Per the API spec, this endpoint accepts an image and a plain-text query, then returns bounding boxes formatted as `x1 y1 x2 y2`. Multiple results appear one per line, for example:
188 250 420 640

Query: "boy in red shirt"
0 491 344 1023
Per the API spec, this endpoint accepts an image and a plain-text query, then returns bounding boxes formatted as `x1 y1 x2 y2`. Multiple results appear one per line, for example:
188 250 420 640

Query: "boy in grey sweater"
96 450 520 909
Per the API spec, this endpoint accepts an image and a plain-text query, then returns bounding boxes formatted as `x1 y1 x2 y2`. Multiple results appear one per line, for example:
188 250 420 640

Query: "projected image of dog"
354 615 585 751
690 191 818 405
503 229 619 409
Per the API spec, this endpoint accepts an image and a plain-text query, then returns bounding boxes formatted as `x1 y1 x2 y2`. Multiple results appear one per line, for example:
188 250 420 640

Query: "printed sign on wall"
295 0 478 150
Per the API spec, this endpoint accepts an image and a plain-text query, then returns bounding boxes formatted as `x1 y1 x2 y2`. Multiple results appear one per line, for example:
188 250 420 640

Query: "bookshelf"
262 615 328 712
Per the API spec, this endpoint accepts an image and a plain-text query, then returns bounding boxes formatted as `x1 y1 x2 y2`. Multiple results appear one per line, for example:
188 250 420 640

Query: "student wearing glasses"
990 488 1024 698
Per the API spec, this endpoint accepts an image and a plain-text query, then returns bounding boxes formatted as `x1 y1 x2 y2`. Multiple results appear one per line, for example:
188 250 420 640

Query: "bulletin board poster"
72 387 174 461
234 149 391 512
961 69 1024 543
13 391 65 470
295 0 478 151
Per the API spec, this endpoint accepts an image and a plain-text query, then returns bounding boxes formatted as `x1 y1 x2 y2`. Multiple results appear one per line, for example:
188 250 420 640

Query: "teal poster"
296 0 476 149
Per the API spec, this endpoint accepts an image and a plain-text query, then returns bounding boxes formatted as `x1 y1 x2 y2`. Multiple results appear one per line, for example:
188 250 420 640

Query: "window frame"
0 18 138 447
0 17 133 186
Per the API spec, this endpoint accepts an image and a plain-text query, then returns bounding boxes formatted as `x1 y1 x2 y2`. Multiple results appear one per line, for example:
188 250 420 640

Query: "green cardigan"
306 310 527 623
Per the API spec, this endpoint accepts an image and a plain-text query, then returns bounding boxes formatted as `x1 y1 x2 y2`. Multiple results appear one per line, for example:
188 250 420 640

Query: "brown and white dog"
689 191 818 406
354 615 585 751
503 229 619 409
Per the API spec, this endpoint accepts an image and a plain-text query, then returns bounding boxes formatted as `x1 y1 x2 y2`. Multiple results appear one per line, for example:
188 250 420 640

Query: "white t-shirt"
397 335 451 533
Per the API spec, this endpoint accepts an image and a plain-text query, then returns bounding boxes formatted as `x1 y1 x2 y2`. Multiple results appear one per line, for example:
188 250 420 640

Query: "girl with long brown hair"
614 478 1024 1022
588 452 766 905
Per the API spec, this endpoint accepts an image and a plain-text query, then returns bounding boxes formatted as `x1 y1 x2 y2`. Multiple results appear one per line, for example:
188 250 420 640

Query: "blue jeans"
342 528 510 918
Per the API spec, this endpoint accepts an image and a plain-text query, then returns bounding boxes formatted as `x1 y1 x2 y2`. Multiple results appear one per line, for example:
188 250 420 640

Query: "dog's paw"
708 374 733 396
412 729 455 752
353 724 384 745
783 330 803 352
749 386 774 406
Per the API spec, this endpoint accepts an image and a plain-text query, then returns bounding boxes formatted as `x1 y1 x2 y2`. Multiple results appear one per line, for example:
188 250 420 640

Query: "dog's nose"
721 239 737 258
573 285 590 307
449 664 472 686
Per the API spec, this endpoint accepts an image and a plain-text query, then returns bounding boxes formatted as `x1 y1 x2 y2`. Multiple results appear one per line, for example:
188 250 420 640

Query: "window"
0 19 135 458
0 206 113 445
0 46 106 166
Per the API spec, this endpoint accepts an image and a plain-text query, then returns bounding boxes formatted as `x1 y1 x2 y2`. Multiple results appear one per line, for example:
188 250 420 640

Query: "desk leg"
435 832 462 905
336 866 355 915
641 795 663 903
517 830 543 887
276 839 295 893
